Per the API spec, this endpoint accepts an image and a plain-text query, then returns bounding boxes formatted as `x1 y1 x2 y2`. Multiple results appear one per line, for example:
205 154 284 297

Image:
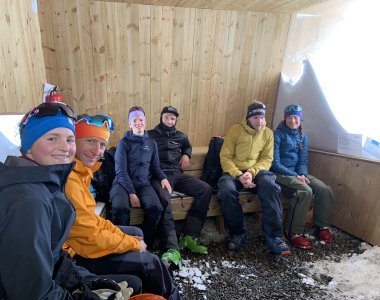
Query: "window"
0 114 23 162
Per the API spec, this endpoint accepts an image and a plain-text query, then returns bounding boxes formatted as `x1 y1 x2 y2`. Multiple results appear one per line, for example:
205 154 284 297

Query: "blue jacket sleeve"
296 133 309 176
114 138 136 194
150 140 167 181
0 194 73 299
271 129 298 176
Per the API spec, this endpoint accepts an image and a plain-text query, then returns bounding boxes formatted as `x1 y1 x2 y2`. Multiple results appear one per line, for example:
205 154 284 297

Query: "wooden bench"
129 146 291 232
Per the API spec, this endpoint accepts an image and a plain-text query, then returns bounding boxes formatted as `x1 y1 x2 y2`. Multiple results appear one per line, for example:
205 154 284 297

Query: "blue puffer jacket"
271 121 308 176
114 131 167 194
0 156 97 300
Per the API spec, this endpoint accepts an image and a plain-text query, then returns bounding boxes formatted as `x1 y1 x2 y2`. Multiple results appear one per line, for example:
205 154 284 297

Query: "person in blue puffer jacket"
110 106 174 252
271 104 334 250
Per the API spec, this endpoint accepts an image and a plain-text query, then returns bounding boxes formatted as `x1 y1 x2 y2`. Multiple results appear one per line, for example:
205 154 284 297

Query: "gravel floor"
172 214 364 300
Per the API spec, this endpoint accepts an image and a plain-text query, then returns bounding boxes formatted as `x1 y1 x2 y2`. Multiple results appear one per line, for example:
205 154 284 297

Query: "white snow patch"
305 244 380 299
221 260 247 269
299 273 316 286
174 258 254 292
239 273 258 279
174 259 213 291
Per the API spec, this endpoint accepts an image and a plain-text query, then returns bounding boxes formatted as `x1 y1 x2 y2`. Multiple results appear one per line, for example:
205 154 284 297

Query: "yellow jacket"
220 118 274 178
64 158 140 258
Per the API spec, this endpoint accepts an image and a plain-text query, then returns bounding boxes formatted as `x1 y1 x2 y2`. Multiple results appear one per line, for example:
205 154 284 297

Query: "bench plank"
127 146 293 231
129 193 291 228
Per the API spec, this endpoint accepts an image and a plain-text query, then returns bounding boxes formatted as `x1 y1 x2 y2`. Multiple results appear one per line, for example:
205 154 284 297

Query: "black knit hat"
161 106 179 117
246 101 266 119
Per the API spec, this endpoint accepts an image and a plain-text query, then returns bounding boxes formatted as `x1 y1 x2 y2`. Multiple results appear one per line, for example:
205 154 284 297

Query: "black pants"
217 171 283 238
110 183 178 251
74 227 180 299
152 171 212 242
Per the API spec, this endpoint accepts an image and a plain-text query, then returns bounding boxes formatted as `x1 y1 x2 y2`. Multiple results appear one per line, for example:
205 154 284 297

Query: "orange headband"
75 121 110 141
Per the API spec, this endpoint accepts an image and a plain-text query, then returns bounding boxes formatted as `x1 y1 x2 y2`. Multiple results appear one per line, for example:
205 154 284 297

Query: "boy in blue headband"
1 102 133 299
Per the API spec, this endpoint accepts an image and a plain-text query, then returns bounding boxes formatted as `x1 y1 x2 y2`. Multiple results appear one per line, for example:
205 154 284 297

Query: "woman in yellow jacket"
64 114 180 299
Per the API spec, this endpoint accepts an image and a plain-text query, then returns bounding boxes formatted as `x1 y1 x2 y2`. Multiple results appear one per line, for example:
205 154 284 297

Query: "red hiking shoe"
286 232 313 250
317 227 333 244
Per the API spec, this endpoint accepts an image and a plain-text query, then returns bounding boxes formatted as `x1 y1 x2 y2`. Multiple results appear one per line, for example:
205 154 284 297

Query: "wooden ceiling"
95 0 337 13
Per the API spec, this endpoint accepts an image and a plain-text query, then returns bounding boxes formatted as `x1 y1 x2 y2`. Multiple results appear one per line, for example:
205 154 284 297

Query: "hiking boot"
179 235 208 254
285 231 313 250
266 237 291 255
316 227 333 244
228 232 247 253
161 249 182 269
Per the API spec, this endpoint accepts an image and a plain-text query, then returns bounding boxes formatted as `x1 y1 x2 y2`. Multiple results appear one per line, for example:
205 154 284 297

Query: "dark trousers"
74 226 180 299
153 171 212 237
217 171 283 238
110 183 163 248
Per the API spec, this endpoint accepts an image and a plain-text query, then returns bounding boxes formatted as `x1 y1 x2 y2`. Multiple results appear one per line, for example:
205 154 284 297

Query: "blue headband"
21 111 75 153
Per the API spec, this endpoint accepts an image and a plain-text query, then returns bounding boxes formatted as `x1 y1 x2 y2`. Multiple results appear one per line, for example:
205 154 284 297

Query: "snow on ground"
302 243 380 299
175 243 380 299
173 259 250 295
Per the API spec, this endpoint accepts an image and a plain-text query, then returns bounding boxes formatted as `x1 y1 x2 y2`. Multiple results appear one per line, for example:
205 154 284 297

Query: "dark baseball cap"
161 106 179 117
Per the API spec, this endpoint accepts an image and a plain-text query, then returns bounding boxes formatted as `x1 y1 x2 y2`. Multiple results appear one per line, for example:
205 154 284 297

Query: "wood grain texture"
95 0 336 14
0 0 46 112
35 1 292 146
309 150 380 246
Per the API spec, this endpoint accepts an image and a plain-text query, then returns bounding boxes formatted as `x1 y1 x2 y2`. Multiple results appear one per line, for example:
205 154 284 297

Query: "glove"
72 279 125 300
78 280 133 300
87 279 121 292
92 281 133 300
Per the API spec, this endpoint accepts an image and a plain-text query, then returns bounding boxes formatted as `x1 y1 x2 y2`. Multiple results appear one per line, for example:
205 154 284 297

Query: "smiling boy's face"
27 127 76 165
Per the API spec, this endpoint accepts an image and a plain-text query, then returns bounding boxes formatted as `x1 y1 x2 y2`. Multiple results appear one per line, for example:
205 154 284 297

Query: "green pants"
275 174 334 234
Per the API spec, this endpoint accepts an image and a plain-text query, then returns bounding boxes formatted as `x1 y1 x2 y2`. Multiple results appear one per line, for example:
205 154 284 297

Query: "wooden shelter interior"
1 0 379 246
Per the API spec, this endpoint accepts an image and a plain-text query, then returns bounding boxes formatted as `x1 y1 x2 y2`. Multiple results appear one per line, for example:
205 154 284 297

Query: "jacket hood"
0 156 75 192
239 117 266 135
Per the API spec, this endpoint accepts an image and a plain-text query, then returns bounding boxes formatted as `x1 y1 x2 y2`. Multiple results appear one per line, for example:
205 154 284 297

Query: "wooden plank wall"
37 0 291 147
106 0 334 14
309 150 380 246
0 0 46 113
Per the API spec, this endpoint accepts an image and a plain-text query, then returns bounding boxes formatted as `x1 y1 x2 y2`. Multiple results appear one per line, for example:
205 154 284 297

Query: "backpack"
92 147 116 205
201 136 224 193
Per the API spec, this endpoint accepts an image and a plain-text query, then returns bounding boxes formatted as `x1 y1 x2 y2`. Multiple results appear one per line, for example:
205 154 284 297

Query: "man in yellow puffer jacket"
64 114 181 299
217 101 290 255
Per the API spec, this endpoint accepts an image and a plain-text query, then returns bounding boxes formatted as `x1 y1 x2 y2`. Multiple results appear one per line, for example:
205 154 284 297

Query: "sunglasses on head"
284 104 302 112
129 106 145 114
77 114 115 132
21 102 77 128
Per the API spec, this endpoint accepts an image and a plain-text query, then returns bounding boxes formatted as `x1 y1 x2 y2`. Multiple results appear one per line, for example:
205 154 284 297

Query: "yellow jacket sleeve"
64 161 140 258
220 125 244 178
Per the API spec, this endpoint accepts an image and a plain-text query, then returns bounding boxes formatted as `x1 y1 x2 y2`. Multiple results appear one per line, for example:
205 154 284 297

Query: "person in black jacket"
148 106 212 255
110 106 184 269
0 102 129 299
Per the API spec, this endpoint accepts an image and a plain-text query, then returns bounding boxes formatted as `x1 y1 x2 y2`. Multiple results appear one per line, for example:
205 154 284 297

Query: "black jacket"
0 156 97 299
148 124 192 172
